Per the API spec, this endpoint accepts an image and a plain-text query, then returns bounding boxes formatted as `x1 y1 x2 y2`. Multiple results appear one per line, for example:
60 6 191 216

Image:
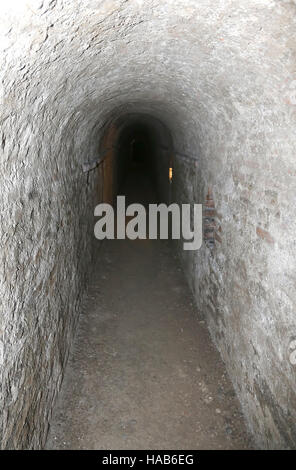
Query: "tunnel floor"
45 165 253 450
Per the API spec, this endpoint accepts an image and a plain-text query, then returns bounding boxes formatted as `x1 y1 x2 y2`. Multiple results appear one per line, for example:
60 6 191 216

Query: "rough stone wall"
171 1 296 446
0 0 296 449
0 116 102 448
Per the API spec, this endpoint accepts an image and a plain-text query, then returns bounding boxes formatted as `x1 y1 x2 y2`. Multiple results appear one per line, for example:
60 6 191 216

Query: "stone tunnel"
1 0 296 450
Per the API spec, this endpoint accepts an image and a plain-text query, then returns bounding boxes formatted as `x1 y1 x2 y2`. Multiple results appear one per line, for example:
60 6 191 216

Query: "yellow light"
169 167 173 182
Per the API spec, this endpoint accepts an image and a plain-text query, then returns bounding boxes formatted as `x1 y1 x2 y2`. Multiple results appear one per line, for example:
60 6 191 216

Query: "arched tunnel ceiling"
1 0 296 171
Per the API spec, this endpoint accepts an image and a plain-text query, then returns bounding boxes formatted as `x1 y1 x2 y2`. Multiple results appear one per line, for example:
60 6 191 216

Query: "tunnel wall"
0 0 296 449
172 71 296 450
0 24 106 445
0 109 103 448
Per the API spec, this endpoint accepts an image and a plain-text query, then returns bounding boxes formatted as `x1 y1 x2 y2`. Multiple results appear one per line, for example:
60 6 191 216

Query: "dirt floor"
45 165 253 450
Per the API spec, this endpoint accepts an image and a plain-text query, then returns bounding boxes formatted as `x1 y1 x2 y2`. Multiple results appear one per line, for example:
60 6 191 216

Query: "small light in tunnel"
169 167 173 182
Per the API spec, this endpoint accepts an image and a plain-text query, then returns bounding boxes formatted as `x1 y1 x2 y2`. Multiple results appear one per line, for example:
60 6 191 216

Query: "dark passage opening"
116 123 157 206
111 114 174 208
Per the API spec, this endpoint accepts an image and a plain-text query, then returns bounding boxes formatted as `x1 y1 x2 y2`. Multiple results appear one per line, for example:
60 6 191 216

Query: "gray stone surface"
0 0 296 449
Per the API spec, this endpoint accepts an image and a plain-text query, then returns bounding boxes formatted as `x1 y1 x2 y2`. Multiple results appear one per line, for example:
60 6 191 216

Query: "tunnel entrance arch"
99 113 175 206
